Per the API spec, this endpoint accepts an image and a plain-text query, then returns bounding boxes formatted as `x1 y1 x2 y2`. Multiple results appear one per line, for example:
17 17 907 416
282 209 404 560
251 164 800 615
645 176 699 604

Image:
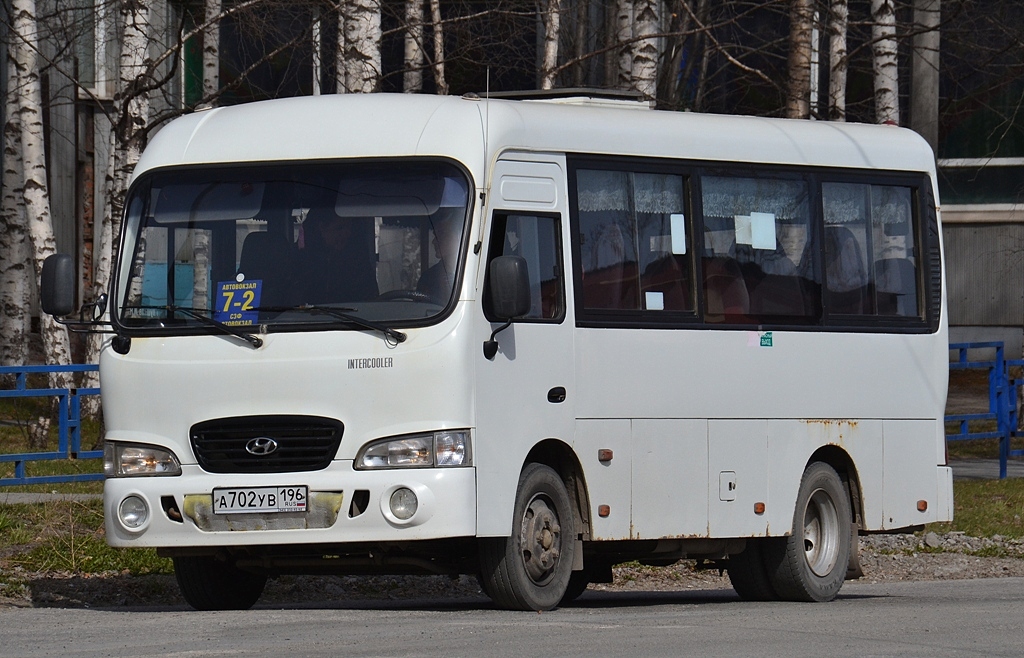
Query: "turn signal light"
917 500 928 512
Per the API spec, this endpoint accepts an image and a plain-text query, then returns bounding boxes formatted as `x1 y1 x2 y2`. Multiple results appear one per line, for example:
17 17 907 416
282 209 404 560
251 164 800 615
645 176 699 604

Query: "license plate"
212 486 308 514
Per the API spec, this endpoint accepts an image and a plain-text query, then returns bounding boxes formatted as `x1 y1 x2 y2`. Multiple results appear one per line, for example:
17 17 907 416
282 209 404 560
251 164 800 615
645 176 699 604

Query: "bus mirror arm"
483 320 512 360
483 255 531 360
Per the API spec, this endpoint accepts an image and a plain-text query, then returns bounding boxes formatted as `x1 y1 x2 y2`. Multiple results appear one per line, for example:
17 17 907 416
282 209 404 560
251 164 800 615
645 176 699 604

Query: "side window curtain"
576 168 692 313
486 213 564 321
822 182 921 319
700 175 819 324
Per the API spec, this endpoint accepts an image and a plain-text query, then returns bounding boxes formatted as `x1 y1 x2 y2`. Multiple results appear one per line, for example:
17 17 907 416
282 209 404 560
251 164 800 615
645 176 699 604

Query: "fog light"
389 487 418 520
119 495 149 529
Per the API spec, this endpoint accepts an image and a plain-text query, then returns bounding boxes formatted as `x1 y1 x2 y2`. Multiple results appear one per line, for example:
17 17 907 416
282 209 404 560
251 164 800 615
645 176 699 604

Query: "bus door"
474 158 575 537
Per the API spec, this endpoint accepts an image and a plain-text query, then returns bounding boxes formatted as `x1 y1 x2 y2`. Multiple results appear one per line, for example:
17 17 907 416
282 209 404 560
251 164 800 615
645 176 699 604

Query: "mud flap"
845 521 864 580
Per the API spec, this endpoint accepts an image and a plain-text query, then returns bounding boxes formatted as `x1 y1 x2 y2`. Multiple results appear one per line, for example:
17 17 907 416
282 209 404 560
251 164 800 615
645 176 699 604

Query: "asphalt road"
3 578 1024 658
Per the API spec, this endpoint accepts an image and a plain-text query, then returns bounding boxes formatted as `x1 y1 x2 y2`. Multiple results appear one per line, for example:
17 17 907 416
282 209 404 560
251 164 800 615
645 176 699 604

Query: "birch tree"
337 0 381 93
614 0 633 89
786 0 814 119
204 0 221 101
10 0 73 399
429 0 447 94
1 43 31 369
871 0 900 124
403 0 425 93
828 0 848 121
539 0 562 90
631 0 659 99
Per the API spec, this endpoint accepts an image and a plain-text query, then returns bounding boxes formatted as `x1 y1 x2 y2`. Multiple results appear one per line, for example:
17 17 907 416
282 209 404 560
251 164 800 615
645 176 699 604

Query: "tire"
727 538 779 601
559 570 590 605
763 462 852 602
479 463 576 611
173 555 267 611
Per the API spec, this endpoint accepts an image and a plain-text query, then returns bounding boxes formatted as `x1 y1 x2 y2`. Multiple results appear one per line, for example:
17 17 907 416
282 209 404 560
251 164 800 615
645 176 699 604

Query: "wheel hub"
520 495 561 585
803 488 840 577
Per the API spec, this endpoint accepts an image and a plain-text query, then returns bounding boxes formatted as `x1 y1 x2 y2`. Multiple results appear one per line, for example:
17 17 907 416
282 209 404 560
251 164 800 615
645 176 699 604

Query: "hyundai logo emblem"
245 437 279 456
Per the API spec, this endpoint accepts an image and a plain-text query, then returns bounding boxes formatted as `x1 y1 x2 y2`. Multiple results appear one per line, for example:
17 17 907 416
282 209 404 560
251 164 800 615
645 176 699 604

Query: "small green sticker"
760 331 773 347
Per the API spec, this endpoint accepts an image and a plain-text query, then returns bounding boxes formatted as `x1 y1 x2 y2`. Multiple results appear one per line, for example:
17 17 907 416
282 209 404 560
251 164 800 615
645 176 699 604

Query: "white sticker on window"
645 291 665 311
750 212 777 250
734 215 752 245
670 214 687 254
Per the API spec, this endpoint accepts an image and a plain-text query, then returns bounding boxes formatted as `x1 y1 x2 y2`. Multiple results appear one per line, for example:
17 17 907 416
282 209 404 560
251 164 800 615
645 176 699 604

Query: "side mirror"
484 256 531 360
488 255 531 320
41 254 76 316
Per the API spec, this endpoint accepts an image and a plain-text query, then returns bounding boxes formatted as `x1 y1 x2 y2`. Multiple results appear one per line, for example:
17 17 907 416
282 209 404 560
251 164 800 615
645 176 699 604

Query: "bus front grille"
190 416 344 474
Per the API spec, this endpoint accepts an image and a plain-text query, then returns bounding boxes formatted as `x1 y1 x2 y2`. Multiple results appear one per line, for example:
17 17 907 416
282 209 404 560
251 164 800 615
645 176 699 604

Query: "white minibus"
44 91 952 610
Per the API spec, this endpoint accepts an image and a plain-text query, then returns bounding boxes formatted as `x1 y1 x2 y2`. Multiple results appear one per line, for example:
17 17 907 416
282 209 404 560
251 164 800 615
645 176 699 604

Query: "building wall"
943 215 1024 357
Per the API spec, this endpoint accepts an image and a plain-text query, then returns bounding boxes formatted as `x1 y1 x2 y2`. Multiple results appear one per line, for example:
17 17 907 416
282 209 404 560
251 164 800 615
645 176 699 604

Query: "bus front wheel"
173 555 267 611
479 463 576 611
764 462 852 602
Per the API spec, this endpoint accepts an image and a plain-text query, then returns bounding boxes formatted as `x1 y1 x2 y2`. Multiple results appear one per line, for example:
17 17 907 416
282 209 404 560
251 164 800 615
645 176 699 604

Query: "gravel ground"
4 532 1024 609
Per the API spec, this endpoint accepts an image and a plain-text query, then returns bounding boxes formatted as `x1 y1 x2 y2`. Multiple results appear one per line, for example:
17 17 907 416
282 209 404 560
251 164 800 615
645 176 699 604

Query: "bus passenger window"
485 214 563 320
822 182 920 318
576 169 692 313
700 175 819 323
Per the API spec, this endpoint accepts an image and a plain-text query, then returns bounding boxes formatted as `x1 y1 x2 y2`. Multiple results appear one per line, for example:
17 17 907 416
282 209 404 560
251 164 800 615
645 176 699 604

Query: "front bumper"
104 461 477 547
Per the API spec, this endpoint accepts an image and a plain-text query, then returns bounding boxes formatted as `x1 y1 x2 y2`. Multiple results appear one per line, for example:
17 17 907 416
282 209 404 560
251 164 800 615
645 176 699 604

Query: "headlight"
356 430 471 469
104 442 182 477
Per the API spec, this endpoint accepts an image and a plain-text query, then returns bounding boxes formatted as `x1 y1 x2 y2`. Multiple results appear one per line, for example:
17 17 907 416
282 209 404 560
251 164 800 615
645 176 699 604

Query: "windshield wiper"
261 305 407 344
169 306 263 349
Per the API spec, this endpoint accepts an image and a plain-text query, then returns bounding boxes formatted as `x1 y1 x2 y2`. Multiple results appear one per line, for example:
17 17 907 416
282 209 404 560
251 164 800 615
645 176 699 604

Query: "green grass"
929 478 1024 539
0 499 172 579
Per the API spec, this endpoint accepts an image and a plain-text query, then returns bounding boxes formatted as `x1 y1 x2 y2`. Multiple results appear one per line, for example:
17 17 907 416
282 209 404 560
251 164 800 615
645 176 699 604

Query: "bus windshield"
114 160 471 332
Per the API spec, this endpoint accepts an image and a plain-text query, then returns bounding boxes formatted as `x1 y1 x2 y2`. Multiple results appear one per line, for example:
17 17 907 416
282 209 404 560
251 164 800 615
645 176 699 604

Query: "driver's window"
486 213 564 321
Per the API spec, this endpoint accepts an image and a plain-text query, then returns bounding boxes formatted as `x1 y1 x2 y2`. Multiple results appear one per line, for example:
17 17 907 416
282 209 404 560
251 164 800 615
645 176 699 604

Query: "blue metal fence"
0 347 1020 486
946 342 1024 479
0 364 103 486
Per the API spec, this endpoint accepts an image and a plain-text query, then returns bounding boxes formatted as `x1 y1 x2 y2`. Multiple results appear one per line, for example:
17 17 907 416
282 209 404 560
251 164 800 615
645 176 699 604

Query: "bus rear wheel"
479 463 576 611
727 538 779 601
764 462 851 602
173 555 267 611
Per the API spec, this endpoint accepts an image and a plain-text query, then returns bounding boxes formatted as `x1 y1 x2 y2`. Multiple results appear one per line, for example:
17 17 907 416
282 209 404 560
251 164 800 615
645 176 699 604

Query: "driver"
296 207 378 304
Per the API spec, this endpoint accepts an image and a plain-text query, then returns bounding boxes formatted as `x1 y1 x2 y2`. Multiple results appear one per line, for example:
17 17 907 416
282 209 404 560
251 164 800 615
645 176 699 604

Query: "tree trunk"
429 0 447 95
871 0 900 125
910 0 940 150
658 0 692 108
11 0 72 385
1 43 31 369
828 0 849 121
678 0 709 111
787 0 814 119
540 0 562 90
631 0 660 100
338 0 381 94
615 0 633 90
203 0 221 103
404 0 425 93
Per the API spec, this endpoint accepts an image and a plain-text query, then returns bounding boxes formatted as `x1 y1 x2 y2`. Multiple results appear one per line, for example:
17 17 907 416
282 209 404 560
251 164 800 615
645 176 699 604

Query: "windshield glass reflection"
116 160 470 332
